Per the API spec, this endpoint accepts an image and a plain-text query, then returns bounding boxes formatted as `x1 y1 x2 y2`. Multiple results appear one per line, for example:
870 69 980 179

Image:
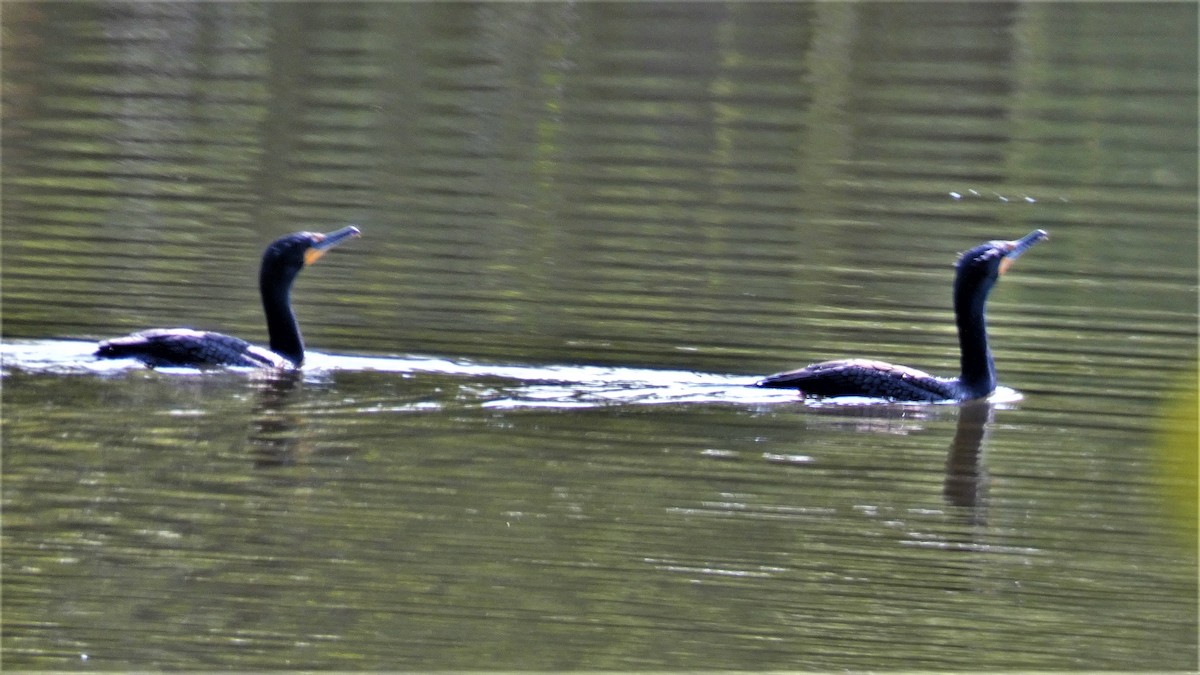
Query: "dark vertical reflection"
943 399 993 524
248 369 306 467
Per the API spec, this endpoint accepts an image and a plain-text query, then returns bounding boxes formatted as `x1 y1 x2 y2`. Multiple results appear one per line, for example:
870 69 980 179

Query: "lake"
2 2 1196 670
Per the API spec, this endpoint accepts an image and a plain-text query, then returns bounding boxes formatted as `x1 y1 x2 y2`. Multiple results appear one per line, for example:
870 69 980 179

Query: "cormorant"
756 229 1047 401
95 226 361 368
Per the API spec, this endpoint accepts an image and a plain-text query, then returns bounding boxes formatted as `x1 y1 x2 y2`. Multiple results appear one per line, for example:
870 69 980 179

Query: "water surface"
3 2 1196 670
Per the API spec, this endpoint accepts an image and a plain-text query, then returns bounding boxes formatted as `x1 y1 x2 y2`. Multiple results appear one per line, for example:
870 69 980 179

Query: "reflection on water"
944 400 992 523
2 1 1196 671
247 370 307 467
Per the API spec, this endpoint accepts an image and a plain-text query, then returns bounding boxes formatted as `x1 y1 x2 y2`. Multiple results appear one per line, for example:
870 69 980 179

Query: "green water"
3 2 1196 670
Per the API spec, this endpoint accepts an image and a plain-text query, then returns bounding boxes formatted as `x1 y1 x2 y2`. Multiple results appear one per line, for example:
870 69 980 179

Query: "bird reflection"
943 399 993 525
781 399 995 523
248 369 308 467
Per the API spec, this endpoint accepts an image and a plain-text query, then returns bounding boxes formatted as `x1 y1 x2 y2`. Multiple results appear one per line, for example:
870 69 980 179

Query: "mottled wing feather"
95 329 286 368
756 358 958 401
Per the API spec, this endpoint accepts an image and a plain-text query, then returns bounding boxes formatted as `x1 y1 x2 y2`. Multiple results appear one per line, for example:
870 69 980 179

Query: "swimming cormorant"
756 229 1047 401
95 226 361 368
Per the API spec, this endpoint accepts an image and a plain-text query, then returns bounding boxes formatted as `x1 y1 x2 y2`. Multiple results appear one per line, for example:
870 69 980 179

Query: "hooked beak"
304 225 361 265
999 229 1048 275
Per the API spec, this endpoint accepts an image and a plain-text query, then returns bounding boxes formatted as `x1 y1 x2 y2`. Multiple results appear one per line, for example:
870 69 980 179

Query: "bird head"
956 229 1047 290
261 226 361 284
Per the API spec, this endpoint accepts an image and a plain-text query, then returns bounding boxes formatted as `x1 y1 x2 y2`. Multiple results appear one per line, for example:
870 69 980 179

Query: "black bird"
96 226 361 369
756 229 1047 401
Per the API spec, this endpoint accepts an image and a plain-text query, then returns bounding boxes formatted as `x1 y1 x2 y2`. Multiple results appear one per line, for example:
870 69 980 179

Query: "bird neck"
953 278 995 399
260 269 304 366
